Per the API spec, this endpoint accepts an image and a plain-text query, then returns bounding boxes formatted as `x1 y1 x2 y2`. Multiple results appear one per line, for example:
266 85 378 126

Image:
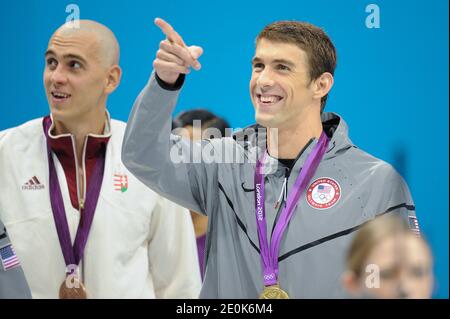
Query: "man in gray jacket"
0 219 31 298
122 18 419 298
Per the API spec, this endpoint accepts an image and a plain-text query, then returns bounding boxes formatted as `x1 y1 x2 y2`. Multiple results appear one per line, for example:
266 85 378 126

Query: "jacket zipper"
269 138 315 237
80 136 88 284
71 135 88 283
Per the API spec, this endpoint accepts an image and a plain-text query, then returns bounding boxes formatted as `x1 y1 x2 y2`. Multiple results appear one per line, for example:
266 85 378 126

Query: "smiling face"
250 39 318 130
43 29 111 124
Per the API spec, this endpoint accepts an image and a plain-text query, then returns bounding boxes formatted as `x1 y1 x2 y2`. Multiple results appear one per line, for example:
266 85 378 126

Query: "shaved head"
44 19 122 128
50 20 120 68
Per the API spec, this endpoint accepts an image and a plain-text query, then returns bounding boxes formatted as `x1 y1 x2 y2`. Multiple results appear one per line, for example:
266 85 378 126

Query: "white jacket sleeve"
147 195 201 299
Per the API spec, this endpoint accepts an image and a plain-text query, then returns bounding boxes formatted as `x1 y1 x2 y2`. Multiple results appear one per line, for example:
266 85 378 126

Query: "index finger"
154 18 186 47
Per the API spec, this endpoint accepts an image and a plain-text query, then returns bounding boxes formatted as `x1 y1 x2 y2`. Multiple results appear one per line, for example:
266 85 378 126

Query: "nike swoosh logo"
241 182 255 192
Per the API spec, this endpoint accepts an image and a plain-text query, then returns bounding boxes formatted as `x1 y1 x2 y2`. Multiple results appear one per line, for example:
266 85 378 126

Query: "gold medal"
259 284 289 299
59 276 87 299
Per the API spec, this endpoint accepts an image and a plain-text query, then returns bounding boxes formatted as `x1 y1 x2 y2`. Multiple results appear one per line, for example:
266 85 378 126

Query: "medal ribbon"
44 121 105 274
254 131 329 286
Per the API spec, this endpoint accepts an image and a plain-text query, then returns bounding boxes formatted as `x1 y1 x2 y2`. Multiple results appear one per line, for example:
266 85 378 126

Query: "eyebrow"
252 57 295 68
272 59 295 68
252 57 261 64
45 50 88 65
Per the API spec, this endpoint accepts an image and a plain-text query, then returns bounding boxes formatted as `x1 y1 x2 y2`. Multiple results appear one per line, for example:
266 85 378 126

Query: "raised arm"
122 18 218 215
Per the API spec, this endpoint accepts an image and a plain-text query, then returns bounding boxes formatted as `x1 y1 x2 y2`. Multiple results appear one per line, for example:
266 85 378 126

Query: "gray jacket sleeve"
122 73 220 216
0 222 32 299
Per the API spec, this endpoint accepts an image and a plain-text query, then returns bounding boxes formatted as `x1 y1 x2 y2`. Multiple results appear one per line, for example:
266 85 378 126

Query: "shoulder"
338 146 401 179
0 118 44 150
330 146 410 200
358 148 400 178
109 118 127 144
344 147 412 202
110 118 126 132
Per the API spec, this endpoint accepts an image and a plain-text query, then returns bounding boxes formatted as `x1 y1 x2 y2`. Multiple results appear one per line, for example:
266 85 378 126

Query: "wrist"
155 72 185 91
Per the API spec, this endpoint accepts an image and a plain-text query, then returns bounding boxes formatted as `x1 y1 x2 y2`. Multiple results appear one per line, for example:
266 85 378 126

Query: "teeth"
259 95 281 103
52 92 70 98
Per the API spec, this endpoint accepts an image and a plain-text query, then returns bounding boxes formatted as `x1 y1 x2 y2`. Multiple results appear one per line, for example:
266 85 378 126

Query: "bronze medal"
259 284 289 299
59 276 87 299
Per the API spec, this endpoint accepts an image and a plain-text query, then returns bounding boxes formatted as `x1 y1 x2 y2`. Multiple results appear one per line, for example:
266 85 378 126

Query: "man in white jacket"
0 20 201 299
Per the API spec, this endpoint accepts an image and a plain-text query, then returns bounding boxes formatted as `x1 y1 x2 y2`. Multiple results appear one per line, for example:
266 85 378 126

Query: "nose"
256 68 274 88
49 65 68 86
395 269 412 299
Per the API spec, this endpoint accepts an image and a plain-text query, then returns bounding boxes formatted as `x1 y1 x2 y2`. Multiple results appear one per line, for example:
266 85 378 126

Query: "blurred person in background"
342 214 433 299
173 109 230 280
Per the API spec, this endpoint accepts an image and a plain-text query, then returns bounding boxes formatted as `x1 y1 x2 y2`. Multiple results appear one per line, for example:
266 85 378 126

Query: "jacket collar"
43 112 112 160
235 112 354 176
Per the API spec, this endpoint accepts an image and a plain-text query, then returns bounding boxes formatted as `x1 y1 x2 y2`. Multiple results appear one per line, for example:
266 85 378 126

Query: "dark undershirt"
276 138 316 173
278 158 296 171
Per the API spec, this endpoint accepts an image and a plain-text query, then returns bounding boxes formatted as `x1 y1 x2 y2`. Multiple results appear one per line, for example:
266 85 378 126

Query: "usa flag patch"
408 215 421 236
0 244 20 271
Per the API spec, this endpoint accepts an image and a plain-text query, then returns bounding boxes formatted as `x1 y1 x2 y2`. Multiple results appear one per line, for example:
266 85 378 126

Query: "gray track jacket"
122 73 417 298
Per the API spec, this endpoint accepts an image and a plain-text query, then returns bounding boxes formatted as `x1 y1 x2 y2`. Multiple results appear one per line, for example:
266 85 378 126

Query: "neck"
53 109 106 165
190 211 208 237
268 111 323 159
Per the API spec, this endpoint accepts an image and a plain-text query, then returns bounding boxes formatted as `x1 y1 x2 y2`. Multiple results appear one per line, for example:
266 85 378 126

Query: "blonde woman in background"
342 214 434 299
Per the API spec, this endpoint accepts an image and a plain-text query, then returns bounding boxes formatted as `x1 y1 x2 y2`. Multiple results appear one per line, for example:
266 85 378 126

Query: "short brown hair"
256 21 337 112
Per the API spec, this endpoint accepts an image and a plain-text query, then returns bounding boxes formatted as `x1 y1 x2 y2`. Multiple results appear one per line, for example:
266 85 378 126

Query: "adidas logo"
21 176 45 190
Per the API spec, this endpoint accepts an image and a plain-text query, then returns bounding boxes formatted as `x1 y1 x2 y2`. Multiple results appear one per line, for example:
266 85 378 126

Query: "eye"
252 62 264 72
276 64 290 71
409 266 430 278
379 268 397 280
46 58 57 70
69 60 82 69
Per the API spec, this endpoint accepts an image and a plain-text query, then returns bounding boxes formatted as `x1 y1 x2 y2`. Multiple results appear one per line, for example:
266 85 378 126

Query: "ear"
312 72 334 101
104 65 122 95
341 271 362 296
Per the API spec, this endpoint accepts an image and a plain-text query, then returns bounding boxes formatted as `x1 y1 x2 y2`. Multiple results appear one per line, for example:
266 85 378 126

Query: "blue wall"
0 0 448 298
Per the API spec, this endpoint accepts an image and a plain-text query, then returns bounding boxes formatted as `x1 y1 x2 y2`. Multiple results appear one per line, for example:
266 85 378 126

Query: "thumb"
188 45 203 70
188 45 203 59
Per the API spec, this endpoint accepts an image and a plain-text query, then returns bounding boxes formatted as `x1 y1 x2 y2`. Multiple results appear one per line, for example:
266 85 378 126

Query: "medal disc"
259 284 289 299
59 277 87 299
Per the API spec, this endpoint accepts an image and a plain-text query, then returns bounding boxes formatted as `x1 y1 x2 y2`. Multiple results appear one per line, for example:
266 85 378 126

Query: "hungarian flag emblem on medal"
113 174 128 193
